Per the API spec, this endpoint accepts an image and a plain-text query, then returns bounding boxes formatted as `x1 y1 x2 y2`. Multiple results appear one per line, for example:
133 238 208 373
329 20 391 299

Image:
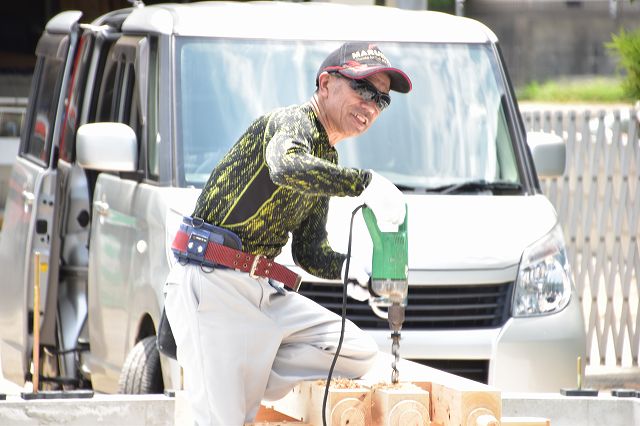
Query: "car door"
86 35 147 392
0 11 82 384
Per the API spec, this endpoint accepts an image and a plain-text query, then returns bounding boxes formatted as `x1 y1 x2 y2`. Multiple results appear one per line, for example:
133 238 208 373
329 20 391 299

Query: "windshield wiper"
427 179 523 194
395 183 427 192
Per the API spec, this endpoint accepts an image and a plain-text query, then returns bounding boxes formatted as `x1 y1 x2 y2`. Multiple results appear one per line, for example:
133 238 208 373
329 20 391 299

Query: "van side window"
0 108 25 137
96 59 121 122
22 35 69 165
59 33 94 163
147 37 159 180
86 38 116 124
121 62 142 164
94 37 144 173
121 63 135 124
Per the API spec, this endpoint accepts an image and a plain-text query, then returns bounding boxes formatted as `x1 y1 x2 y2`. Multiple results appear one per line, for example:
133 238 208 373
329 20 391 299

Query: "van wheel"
118 336 164 394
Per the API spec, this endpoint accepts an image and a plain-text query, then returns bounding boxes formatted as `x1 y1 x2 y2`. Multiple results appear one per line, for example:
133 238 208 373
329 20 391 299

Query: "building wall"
3 0 640 97
465 0 640 87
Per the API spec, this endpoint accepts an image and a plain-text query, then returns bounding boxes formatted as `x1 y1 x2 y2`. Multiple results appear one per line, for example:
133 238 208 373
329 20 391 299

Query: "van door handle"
22 190 35 206
94 200 109 216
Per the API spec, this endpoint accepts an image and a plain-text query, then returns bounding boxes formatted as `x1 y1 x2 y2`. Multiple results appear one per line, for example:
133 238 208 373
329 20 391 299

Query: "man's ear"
317 72 331 97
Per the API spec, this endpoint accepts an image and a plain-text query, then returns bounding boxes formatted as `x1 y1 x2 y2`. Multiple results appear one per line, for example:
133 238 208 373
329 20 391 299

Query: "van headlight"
513 224 572 317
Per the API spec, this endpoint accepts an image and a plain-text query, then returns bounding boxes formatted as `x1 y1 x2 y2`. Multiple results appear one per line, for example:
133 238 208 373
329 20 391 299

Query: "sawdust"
315 378 364 389
370 381 409 391
314 379 419 390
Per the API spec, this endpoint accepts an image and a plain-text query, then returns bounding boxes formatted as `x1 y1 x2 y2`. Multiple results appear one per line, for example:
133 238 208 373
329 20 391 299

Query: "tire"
118 335 164 394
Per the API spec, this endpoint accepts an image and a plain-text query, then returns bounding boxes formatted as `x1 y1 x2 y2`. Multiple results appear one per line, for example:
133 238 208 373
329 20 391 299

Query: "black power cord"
322 204 365 426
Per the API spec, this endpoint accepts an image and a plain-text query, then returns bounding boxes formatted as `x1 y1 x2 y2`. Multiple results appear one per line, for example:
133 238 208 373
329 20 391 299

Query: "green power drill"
362 206 409 384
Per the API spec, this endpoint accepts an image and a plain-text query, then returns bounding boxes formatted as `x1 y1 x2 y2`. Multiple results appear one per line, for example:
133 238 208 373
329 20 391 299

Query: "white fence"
523 108 640 367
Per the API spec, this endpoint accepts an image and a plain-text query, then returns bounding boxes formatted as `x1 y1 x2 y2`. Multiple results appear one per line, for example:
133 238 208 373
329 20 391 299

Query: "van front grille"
409 359 490 384
298 281 513 330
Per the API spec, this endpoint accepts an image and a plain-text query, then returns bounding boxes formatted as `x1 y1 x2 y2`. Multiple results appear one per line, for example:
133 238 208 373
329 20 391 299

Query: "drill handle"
362 206 408 237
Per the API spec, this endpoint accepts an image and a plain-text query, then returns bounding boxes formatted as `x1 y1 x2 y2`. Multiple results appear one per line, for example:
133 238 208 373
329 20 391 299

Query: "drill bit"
391 331 401 383
388 303 405 384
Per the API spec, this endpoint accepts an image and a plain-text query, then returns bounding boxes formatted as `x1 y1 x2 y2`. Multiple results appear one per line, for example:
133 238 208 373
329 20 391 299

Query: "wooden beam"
429 382 501 426
371 383 430 425
363 352 502 426
271 357 505 426
270 380 371 426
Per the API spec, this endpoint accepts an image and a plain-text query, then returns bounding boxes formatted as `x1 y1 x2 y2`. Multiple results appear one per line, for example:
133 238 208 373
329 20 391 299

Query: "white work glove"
360 171 406 231
341 257 371 302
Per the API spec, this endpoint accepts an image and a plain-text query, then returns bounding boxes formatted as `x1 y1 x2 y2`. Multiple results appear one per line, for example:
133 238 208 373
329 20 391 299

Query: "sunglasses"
331 73 391 111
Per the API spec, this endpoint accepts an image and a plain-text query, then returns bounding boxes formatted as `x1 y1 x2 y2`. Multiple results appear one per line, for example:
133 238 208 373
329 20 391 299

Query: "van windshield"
175 38 520 191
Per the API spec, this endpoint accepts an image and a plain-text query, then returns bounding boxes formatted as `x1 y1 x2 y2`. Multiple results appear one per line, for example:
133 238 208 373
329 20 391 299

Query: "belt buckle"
249 254 264 279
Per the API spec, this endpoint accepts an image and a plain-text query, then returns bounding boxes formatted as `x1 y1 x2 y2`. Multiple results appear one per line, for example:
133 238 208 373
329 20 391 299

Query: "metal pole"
32 252 41 393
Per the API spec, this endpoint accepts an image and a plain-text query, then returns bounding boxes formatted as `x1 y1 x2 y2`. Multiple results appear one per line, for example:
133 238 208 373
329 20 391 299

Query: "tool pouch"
171 216 242 267
158 216 243 360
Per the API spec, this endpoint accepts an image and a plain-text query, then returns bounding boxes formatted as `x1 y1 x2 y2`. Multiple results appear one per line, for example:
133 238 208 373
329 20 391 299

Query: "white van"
0 2 584 394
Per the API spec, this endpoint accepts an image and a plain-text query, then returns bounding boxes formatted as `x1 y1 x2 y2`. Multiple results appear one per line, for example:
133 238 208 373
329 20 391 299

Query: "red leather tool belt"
172 229 301 291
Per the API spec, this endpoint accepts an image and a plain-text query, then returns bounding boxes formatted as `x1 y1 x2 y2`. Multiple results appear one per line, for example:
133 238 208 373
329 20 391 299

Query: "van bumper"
366 292 585 392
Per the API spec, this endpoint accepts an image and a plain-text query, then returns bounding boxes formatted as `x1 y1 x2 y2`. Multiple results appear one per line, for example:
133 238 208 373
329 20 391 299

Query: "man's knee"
347 329 378 377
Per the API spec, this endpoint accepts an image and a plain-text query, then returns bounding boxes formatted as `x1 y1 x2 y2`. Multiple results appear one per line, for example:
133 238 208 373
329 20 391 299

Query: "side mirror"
526 131 566 178
76 122 137 171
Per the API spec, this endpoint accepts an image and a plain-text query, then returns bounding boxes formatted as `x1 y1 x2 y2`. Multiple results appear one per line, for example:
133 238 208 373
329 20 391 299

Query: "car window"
0 108 25 138
96 58 121 123
21 35 69 166
121 61 142 167
121 62 141 137
146 37 159 180
60 33 94 163
174 39 519 190
94 37 143 172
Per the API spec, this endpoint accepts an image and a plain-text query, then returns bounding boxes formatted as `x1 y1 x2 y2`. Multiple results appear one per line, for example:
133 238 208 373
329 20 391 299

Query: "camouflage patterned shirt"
192 102 371 279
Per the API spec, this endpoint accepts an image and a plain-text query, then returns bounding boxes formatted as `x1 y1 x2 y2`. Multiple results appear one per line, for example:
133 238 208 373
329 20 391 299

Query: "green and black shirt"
192 102 371 280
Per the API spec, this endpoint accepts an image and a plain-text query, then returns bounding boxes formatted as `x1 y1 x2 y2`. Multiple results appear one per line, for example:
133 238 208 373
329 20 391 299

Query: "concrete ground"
2 358 640 426
585 365 640 393
2 356 639 395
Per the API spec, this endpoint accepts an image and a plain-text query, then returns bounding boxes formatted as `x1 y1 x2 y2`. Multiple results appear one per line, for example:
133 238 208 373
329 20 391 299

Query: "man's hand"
341 257 371 302
360 171 406 230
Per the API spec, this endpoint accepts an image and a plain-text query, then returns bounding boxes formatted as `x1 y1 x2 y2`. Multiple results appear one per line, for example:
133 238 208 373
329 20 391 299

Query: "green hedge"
517 78 632 103
607 27 640 100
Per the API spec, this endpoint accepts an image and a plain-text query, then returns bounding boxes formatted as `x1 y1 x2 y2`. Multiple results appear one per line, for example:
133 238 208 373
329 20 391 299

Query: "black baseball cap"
316 42 412 93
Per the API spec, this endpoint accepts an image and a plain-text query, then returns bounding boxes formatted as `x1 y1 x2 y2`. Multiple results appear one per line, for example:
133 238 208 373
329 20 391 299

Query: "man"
164 42 412 425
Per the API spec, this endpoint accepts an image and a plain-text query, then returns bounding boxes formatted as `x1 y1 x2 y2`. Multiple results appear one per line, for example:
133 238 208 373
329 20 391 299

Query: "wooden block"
310 380 371 426
363 354 503 426
270 380 371 426
501 417 551 426
430 383 501 426
371 382 430 425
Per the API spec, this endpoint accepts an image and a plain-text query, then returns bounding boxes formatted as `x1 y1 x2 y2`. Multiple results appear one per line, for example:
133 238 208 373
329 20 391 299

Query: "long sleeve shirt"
192 102 371 279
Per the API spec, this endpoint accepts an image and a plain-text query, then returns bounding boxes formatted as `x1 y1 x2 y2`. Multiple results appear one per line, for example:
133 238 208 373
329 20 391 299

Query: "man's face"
323 72 391 143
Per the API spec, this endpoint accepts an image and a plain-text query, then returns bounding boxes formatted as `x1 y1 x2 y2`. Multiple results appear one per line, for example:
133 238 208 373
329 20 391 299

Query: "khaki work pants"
164 263 378 425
